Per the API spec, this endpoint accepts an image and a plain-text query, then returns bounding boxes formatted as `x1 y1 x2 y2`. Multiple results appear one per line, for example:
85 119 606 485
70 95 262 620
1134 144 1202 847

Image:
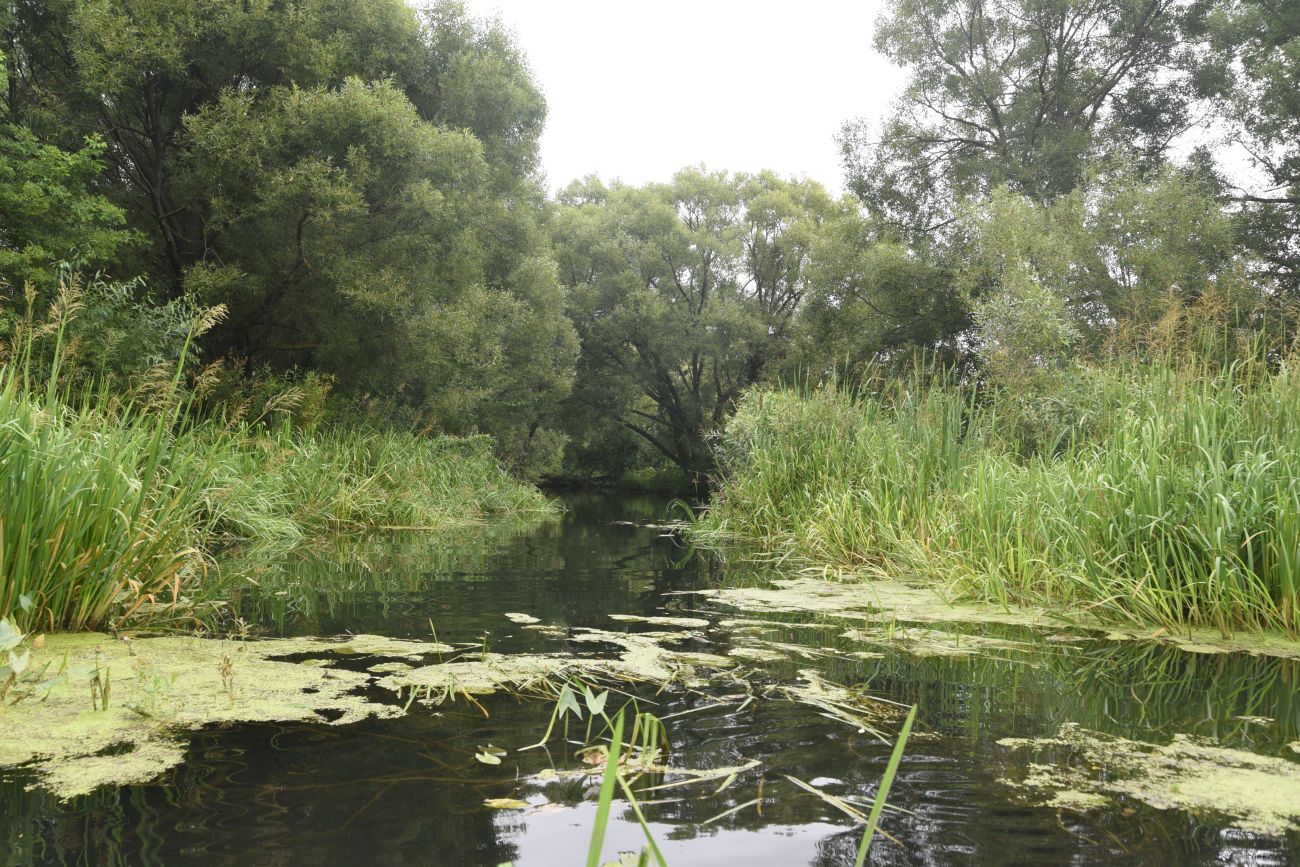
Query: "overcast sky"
460 0 904 193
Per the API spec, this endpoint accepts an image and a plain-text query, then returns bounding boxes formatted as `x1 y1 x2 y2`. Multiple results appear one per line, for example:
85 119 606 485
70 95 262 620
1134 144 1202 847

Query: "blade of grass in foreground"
586 711 626 867
855 704 916 866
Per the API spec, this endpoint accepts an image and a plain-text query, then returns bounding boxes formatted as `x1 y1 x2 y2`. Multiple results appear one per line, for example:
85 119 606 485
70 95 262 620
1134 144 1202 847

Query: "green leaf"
8 649 30 676
584 686 609 716
557 683 582 720
0 619 22 653
18 594 33 613
475 751 503 765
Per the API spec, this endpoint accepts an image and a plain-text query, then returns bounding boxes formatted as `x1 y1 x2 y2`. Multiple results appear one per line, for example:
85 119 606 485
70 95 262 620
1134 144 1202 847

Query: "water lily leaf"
475 751 502 765
478 744 508 757
483 798 530 810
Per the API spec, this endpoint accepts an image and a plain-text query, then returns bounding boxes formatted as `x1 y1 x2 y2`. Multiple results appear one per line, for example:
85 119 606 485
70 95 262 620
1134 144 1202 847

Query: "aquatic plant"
696 354 1300 636
0 278 556 632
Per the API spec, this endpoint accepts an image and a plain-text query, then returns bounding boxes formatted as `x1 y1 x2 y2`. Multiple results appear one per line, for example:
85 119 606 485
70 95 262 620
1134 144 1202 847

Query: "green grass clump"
696 358 1300 636
0 383 209 632
0 281 554 633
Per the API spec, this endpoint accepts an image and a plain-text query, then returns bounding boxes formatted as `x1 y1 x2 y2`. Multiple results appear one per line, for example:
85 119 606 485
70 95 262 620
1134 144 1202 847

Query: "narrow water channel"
4 494 1299 865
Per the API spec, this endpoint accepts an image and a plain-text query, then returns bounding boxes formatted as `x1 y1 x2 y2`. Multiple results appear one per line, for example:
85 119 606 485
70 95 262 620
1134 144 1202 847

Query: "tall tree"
554 168 833 488
1191 0 1300 292
6 1 576 471
841 0 1194 236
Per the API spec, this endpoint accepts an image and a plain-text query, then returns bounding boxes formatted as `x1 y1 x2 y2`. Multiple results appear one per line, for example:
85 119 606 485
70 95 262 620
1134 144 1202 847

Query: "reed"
0 279 554 632
697 355 1300 636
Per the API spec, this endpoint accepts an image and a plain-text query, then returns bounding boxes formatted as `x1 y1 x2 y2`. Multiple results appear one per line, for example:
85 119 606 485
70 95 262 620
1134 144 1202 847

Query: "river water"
4 494 1300 865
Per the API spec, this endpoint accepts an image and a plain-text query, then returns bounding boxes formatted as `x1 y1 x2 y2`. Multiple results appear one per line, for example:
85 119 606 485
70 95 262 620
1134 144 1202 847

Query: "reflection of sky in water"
3 492 1299 865
499 803 840 867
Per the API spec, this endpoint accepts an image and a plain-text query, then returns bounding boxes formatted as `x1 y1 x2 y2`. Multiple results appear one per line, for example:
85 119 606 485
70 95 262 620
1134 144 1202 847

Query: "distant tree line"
2 0 1297 487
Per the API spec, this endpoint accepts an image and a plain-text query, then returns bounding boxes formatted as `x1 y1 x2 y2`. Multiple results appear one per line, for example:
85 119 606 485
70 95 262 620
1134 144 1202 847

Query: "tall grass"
696 356 1300 636
0 279 554 632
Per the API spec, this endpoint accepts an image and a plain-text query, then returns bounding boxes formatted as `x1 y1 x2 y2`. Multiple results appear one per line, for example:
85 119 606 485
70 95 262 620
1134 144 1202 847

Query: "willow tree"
5 0 576 472
841 0 1195 236
554 168 834 488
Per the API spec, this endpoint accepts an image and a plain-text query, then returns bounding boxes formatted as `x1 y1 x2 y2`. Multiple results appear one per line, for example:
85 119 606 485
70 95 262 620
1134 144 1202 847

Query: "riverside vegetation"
4 0 1300 863
0 275 552 633
692 336 1300 638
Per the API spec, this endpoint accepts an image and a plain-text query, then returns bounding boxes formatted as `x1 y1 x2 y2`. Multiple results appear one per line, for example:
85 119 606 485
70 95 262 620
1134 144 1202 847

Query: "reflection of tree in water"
2 710 526 867
225 493 710 644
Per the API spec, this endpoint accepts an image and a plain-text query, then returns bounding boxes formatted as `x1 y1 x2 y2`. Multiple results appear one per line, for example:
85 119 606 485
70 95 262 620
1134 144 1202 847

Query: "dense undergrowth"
0 282 553 633
694 348 1300 637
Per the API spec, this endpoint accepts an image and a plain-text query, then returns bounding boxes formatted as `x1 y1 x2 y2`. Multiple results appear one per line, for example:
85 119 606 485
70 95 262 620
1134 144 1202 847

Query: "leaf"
584 686 609 716
478 744 508 757
18 594 33 613
475 751 502 765
0 619 22 653
557 683 582 720
483 798 530 810
8 649 30 676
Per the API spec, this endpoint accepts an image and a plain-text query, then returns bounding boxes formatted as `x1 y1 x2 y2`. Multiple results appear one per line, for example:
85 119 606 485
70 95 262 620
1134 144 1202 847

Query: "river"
4 494 1299 865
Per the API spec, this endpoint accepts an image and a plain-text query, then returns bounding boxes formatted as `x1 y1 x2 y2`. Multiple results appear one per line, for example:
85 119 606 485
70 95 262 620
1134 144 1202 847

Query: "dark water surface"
4 494 1300 866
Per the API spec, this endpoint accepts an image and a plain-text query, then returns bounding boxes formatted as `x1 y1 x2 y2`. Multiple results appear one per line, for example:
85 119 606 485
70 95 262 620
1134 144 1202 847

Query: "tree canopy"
4 0 575 474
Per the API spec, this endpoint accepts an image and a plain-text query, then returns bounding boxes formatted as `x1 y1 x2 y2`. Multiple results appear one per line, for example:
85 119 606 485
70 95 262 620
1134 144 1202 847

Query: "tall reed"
697 357 1300 636
0 278 554 632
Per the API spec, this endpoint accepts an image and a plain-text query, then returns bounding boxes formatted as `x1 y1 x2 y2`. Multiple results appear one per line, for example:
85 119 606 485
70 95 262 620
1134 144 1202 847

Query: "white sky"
460 0 904 193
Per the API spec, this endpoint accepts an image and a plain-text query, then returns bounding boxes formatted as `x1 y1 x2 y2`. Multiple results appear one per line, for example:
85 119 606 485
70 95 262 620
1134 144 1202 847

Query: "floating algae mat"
0 624 736 800
695 576 1300 659
999 723 1300 835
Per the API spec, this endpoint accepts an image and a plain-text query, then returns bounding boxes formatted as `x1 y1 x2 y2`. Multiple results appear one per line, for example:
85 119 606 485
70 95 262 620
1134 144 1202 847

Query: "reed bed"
695 358 1300 636
0 282 553 633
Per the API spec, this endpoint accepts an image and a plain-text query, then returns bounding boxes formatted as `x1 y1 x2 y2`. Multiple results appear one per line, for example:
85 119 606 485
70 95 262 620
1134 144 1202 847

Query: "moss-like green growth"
1 626 742 800
607 614 711 629
697 578 1300 659
998 723 1300 834
0 633 456 799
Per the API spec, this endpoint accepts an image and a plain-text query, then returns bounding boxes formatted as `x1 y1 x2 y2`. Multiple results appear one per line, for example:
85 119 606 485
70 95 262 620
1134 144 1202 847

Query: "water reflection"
3 494 1299 865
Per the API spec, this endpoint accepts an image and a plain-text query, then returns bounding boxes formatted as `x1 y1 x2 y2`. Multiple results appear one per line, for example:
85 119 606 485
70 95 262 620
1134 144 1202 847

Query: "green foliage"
0 125 129 288
698 350 1300 636
842 0 1194 233
788 206 966 377
1191 0 1300 291
0 278 554 632
555 168 836 485
7 0 574 466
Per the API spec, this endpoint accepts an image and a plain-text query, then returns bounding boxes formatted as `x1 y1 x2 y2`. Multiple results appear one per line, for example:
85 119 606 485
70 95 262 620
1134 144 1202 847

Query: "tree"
0 124 128 289
841 0 1194 236
1191 0 1300 292
6 1 576 470
554 169 835 488
787 200 967 378
953 162 1240 378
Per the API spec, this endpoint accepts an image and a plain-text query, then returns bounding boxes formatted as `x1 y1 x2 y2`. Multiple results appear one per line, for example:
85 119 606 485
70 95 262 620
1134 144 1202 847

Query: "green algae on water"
697 577 1300 660
998 723 1300 835
1 625 737 800
608 613 711 629
0 633 448 799
839 625 1035 658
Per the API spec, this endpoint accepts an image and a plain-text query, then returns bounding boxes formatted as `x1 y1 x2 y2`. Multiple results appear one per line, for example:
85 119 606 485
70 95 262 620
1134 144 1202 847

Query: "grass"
695 354 1300 637
0 280 555 633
